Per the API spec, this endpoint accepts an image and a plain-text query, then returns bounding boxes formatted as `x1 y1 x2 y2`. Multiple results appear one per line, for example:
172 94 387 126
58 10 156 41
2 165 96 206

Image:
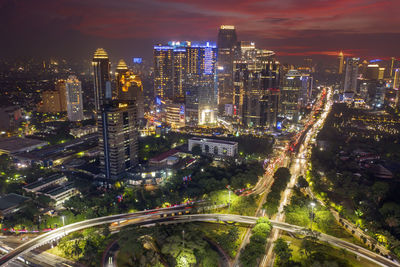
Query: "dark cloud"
0 0 398 61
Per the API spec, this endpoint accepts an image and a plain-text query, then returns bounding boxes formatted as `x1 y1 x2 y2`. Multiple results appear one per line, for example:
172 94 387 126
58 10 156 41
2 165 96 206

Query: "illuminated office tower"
343 57 359 93
378 68 385 80
66 75 84 121
55 80 67 111
38 79 67 113
173 48 186 97
154 45 174 99
196 43 218 125
390 57 396 78
98 100 138 179
366 64 379 80
92 48 111 111
217 25 237 113
280 70 303 121
338 51 344 74
116 59 144 119
234 49 280 128
394 69 400 89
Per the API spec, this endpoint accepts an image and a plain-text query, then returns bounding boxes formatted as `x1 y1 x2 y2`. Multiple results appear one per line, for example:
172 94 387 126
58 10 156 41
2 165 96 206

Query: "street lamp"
61 216 66 236
310 202 316 230
182 229 185 248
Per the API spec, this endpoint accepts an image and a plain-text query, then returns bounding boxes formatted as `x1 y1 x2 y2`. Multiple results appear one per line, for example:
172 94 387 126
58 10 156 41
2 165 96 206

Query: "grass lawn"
281 234 377 267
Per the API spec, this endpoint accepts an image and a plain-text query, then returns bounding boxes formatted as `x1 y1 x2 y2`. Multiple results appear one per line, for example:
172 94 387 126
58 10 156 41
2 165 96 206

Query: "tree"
297 176 309 188
371 182 389 205
191 145 202 156
274 238 292 266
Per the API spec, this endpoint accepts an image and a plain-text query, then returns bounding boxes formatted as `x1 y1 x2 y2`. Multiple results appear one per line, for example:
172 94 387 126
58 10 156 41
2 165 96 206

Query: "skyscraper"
55 80 68 111
343 57 359 93
154 45 174 99
38 79 67 113
390 57 396 78
66 75 84 121
280 70 303 121
338 51 344 74
116 59 144 119
217 25 238 113
92 48 111 111
98 100 138 179
153 41 217 125
234 47 280 128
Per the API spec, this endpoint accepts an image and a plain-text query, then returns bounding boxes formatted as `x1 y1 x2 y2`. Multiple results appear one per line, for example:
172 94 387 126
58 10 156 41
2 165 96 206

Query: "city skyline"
1 0 399 61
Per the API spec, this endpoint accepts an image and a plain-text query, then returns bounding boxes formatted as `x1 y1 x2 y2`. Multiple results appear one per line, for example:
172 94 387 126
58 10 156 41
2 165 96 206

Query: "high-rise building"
38 79 68 113
98 100 138 179
338 51 344 74
217 25 238 113
154 45 174 99
92 48 111 111
66 75 84 121
343 57 359 93
234 48 280 128
55 80 67 111
280 70 303 121
366 64 380 80
390 57 396 78
153 41 217 124
116 59 144 119
394 68 400 89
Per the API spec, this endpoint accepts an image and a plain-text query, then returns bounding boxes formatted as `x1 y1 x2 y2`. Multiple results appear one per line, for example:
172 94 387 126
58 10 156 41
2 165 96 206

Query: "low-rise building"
188 137 238 157
0 137 48 155
0 193 30 217
149 149 181 167
70 125 98 138
39 182 78 206
23 173 67 193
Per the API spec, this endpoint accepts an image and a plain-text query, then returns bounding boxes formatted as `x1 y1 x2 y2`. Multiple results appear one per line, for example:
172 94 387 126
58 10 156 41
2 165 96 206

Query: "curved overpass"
1 211 398 267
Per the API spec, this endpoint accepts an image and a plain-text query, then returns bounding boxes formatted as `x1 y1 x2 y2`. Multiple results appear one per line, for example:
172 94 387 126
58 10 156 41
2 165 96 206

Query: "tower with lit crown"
116 59 144 119
217 25 238 113
92 48 111 111
338 51 344 74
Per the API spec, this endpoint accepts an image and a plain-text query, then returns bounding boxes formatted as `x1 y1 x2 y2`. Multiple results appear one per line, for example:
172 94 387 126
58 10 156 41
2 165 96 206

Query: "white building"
188 137 238 157
66 75 84 121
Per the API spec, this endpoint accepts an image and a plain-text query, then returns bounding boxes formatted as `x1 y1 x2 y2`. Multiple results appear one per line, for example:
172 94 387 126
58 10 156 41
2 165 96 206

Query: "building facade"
188 137 238 157
92 48 111 111
116 59 144 119
98 100 138 179
217 25 238 113
66 75 84 121
343 57 359 93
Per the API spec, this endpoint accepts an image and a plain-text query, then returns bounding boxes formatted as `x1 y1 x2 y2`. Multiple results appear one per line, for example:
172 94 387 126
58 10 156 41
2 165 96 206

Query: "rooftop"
24 173 66 190
0 193 30 211
149 149 180 163
189 137 237 145
43 182 75 196
0 137 48 154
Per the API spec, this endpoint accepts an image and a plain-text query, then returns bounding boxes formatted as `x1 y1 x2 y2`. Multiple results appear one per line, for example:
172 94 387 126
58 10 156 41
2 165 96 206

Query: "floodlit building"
116 59 144 119
188 137 238 157
165 101 185 128
98 100 138 179
66 75 84 121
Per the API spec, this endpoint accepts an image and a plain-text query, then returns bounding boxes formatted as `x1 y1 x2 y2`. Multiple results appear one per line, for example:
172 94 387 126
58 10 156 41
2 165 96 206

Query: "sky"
0 0 399 63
